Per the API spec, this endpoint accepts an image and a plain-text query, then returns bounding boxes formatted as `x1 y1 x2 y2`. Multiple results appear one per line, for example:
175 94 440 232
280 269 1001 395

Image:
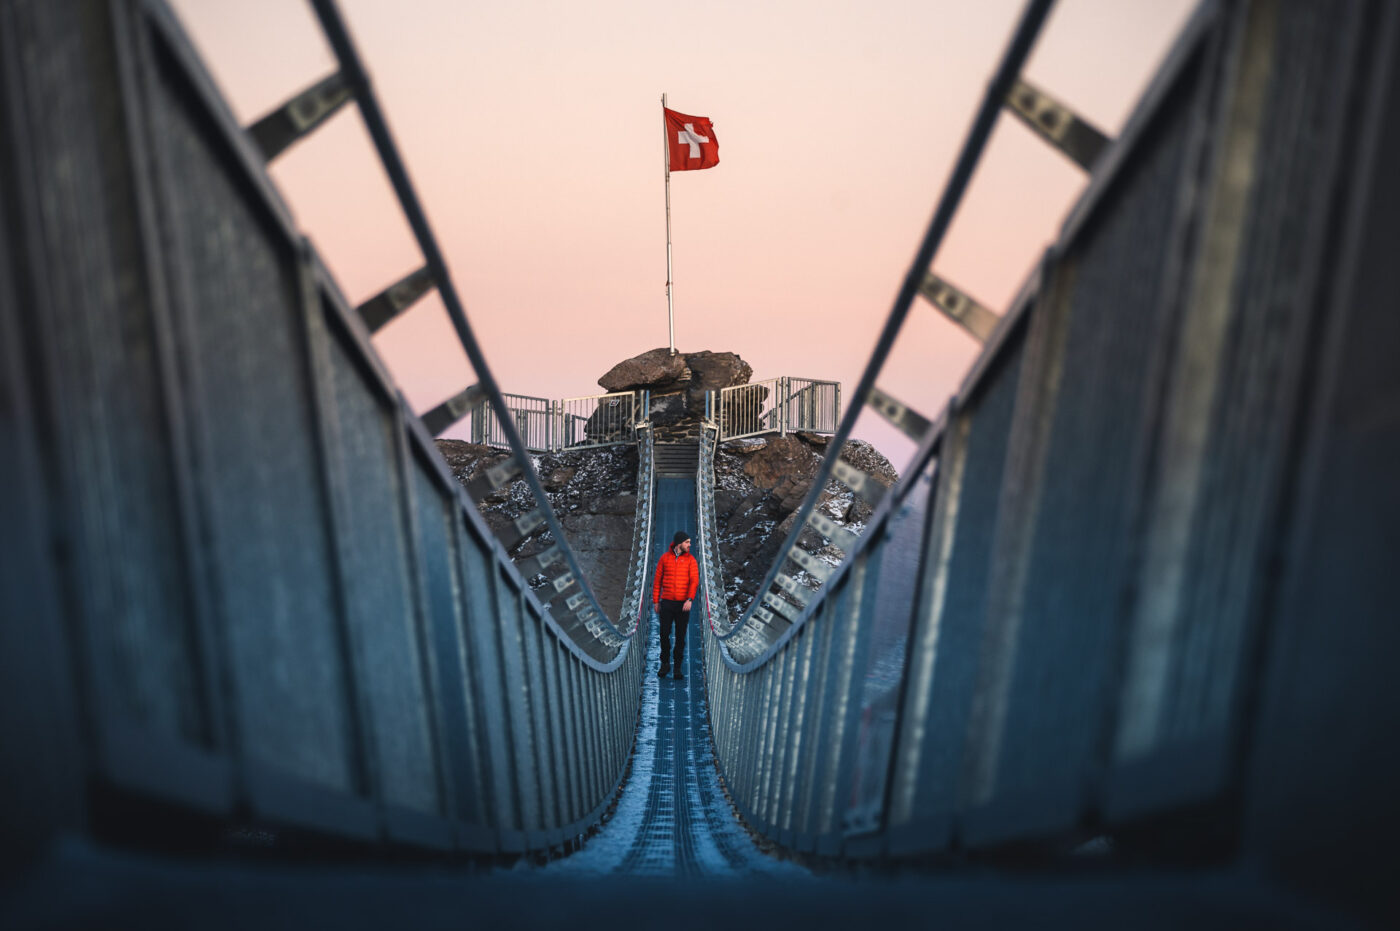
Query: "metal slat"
786 546 834 584
247 71 353 162
830 458 887 506
422 384 486 437
1004 76 1111 170
868 387 933 443
356 265 435 333
919 273 1001 342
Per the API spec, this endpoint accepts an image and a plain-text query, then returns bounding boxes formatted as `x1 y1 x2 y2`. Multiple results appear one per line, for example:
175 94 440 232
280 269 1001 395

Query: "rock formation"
598 347 755 442
437 440 640 623
435 432 897 621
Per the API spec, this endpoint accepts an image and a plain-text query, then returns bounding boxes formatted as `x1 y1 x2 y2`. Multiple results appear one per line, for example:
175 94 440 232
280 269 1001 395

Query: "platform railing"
557 390 647 451
468 392 553 452
464 390 645 454
714 376 841 441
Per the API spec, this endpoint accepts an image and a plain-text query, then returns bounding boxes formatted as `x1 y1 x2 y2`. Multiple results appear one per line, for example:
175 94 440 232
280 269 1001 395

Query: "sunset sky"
169 0 1196 466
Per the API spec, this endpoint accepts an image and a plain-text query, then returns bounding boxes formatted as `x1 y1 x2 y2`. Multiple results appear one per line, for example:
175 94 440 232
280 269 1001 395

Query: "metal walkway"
3 0 1399 926
547 478 803 878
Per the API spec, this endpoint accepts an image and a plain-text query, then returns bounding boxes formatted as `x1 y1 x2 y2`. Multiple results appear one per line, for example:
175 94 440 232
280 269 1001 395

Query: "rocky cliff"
436 432 897 621
438 348 896 620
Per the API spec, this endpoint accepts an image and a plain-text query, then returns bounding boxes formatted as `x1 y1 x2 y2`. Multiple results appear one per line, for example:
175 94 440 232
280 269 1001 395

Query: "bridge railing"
697 0 1400 915
712 376 841 441
0 0 649 862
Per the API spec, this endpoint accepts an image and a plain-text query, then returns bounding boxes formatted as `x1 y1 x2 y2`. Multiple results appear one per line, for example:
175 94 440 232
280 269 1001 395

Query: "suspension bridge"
2 0 1397 926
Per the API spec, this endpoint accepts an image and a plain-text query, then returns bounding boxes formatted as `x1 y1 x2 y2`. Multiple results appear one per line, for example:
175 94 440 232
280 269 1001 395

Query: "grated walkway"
545 477 805 878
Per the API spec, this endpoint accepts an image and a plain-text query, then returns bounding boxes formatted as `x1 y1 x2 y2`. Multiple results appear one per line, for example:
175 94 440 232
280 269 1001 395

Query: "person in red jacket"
653 530 699 679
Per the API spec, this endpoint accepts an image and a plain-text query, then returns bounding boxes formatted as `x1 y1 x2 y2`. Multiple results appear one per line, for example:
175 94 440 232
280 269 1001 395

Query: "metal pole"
662 93 675 355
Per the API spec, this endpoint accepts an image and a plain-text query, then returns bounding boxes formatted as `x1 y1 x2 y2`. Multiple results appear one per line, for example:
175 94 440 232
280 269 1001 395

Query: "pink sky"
169 0 1195 466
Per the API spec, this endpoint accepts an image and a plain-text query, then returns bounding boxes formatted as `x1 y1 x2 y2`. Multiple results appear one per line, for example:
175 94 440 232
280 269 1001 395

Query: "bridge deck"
546 477 803 878
543 609 804 878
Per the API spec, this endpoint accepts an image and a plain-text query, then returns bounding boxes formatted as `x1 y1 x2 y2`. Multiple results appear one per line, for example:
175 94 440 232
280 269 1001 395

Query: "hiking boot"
657 666 670 679
673 666 686 679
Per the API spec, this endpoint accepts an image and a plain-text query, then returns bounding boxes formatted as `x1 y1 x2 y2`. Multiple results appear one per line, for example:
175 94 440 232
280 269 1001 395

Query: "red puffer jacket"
652 548 698 603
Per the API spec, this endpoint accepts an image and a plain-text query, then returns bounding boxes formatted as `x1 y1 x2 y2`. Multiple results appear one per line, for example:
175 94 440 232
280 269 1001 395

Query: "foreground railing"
0 0 647 860
698 0 1400 920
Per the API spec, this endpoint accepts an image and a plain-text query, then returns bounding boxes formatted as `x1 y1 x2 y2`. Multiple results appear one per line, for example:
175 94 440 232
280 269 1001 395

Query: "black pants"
657 599 690 670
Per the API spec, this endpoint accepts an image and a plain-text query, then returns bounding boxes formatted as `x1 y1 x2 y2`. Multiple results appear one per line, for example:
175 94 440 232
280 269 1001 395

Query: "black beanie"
673 530 690 545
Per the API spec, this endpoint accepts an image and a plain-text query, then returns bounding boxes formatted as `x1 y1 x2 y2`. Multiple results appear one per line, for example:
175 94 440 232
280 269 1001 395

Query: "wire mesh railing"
0 0 659 863
695 0 1398 900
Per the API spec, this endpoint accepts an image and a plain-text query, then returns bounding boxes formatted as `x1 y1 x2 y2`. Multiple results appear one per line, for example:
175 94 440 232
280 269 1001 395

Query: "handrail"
696 426 734 638
696 0 1392 875
710 0 1055 669
307 0 635 655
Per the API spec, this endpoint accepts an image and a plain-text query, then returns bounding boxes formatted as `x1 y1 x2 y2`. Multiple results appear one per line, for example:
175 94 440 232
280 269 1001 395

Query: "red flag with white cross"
664 107 719 171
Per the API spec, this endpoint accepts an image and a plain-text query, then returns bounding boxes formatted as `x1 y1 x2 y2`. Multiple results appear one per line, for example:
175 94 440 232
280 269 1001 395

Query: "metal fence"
696 0 1400 916
469 392 553 452
467 390 645 453
0 0 648 861
558 390 646 451
713 376 840 441
783 377 841 434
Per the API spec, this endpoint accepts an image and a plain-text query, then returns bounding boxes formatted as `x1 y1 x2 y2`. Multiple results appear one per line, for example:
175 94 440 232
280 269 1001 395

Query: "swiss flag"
664 107 719 171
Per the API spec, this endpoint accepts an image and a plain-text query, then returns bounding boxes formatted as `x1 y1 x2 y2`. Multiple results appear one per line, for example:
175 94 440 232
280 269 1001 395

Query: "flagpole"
662 92 675 356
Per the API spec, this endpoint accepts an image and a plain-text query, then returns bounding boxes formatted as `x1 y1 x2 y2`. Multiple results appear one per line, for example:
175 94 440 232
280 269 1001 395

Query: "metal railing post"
781 376 789 437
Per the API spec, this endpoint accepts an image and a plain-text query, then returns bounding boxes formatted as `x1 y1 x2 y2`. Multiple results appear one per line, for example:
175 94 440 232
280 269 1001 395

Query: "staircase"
654 442 699 477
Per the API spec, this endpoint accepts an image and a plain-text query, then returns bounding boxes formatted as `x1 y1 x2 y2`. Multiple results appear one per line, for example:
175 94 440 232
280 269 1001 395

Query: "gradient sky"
168 0 1196 466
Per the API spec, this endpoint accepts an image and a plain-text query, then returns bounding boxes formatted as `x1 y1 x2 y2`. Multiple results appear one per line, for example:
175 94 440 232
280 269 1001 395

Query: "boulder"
598 348 755 425
683 350 753 415
722 437 768 455
719 383 771 435
646 391 689 431
598 347 688 393
741 435 823 494
580 394 636 446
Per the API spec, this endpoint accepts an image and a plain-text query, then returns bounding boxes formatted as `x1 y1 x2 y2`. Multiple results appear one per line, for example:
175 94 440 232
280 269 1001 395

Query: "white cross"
677 122 709 159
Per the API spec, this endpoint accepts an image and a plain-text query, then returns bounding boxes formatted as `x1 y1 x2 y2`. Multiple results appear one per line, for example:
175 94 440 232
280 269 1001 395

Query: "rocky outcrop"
437 440 639 622
597 348 688 393
436 432 898 620
682 350 753 411
713 434 896 611
597 348 755 442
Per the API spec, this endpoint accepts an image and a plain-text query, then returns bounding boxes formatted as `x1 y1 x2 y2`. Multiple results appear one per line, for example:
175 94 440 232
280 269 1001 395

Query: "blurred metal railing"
0 0 650 861
713 376 840 441
697 0 1400 909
